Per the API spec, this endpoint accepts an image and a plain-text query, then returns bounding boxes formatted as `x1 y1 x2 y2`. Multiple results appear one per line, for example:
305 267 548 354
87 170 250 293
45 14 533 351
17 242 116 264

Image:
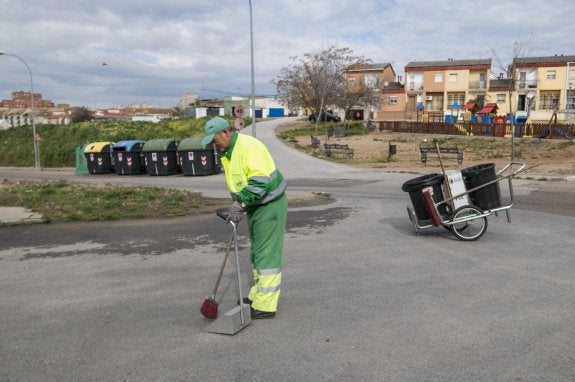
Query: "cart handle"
497 161 527 176
437 161 541 206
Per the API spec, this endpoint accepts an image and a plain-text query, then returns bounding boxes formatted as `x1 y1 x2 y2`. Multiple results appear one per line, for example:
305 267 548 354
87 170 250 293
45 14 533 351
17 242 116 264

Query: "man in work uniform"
202 117 288 319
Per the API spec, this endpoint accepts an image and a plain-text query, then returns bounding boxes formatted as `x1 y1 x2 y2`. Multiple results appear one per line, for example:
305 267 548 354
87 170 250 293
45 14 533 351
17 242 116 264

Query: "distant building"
179 92 199 108
0 91 54 109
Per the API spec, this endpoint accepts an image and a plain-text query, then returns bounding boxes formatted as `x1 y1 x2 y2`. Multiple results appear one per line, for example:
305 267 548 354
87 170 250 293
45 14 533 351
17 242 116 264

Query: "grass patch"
0 180 226 223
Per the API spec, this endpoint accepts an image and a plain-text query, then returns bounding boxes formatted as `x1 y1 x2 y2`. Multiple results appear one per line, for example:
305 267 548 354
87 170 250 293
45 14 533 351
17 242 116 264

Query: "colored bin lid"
142 139 178 152
178 137 208 151
84 141 114 153
113 140 145 152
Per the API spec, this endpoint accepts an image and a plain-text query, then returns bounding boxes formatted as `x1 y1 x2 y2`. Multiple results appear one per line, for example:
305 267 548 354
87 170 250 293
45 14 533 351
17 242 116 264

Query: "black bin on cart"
84 141 114 174
142 139 179 176
461 163 501 211
402 173 448 221
113 140 146 175
178 138 221 176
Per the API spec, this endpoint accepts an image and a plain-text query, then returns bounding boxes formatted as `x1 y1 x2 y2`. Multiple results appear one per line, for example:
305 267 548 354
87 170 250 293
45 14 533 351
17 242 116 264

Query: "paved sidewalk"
0 207 43 224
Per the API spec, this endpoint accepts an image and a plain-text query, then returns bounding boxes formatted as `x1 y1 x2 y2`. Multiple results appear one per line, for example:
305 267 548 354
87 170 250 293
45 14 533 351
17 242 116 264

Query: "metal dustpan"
204 215 251 335
204 303 251 335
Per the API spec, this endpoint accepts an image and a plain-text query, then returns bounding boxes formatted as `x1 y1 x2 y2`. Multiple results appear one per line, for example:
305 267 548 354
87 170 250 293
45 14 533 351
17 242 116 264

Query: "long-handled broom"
200 233 234 319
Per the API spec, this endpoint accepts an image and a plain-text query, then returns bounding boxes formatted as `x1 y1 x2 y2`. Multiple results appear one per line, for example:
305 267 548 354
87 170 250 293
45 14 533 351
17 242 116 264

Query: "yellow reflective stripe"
256 179 287 205
257 272 281 294
257 267 281 276
259 285 280 293
250 175 271 183
245 184 266 198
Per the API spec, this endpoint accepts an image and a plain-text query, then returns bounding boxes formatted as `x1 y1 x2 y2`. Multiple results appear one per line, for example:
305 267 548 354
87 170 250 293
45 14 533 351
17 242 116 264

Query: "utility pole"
249 0 256 137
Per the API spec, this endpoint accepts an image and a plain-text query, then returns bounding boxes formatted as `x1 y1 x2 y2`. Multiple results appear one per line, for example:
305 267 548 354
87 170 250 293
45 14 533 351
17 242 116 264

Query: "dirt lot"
277 120 575 178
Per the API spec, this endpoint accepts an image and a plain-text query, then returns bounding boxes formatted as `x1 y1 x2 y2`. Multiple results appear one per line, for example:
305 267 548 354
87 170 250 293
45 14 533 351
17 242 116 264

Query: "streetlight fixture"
0 51 40 169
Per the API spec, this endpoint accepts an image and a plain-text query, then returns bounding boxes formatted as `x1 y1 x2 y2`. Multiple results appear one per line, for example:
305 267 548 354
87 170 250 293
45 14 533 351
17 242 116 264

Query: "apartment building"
509 55 575 123
344 63 400 120
404 59 491 122
348 55 575 123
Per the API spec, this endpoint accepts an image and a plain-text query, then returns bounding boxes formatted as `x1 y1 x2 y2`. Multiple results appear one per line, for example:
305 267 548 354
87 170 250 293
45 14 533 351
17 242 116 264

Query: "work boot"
250 309 276 319
237 297 252 305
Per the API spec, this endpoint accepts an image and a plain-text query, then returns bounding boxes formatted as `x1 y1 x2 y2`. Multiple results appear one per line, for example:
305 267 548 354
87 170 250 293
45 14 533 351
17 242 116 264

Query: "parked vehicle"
308 111 341 123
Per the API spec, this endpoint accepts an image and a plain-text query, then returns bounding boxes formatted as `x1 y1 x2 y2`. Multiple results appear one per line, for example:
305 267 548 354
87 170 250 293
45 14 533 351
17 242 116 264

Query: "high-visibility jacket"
220 132 287 209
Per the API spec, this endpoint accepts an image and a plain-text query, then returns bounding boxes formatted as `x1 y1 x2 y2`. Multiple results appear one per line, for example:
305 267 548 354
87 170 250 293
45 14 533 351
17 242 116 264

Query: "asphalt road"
1 118 574 381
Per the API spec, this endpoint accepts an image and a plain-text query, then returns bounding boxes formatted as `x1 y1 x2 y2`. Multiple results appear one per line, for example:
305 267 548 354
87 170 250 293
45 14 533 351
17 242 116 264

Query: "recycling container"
177 138 221 176
461 163 501 211
75 144 89 174
142 139 179 176
84 141 114 174
113 140 146 175
402 173 448 221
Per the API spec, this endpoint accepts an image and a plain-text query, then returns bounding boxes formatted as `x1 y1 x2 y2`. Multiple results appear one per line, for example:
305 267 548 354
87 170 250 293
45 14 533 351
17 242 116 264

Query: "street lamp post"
0 51 40 169
249 0 256 137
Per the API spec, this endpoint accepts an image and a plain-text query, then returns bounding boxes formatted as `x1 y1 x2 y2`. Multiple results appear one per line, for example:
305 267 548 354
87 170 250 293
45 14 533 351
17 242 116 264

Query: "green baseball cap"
202 117 230 145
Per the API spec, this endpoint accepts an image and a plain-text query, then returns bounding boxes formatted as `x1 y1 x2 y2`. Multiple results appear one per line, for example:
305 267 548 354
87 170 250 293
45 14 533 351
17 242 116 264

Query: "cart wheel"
450 206 488 241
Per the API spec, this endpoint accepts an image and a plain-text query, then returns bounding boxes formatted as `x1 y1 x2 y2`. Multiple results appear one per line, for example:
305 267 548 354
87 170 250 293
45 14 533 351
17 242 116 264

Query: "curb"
0 207 43 225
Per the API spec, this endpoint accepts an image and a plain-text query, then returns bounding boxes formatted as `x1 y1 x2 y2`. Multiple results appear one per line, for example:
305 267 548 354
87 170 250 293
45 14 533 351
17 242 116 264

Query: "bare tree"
70 106 93 123
272 46 371 119
341 65 381 121
491 32 535 159
491 29 534 161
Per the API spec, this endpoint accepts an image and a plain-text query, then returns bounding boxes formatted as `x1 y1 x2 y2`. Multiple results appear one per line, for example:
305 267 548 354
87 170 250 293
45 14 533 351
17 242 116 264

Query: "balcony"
518 80 537 89
408 83 423 92
468 80 487 90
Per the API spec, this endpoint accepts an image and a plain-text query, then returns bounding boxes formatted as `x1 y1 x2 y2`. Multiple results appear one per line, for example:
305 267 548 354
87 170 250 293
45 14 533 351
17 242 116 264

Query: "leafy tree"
272 46 371 119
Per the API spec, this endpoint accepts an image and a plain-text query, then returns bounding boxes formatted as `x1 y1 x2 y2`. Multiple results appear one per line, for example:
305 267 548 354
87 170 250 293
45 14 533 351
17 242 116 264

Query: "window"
434 74 443 83
365 73 380 89
518 72 526 88
497 94 506 103
446 93 465 107
389 96 398 105
566 90 575 110
448 74 457 83
546 70 556 80
539 91 560 110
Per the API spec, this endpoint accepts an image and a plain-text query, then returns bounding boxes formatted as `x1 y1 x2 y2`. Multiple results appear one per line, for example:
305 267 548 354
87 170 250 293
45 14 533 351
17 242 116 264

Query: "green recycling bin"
142 139 179 176
177 138 221 176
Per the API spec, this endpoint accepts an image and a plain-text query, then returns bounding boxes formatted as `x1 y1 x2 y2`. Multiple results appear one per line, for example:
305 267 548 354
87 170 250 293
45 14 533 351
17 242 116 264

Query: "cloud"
1 0 574 108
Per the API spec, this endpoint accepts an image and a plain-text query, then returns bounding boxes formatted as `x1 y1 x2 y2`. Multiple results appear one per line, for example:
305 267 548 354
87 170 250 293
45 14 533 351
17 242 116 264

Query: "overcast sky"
1 0 574 109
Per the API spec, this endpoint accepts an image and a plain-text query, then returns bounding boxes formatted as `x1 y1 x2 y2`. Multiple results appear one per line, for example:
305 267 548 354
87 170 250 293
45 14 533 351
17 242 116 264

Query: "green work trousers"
247 193 288 312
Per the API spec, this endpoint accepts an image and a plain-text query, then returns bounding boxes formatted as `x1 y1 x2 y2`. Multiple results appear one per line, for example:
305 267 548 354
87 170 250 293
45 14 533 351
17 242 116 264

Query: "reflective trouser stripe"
249 268 282 312
247 194 287 312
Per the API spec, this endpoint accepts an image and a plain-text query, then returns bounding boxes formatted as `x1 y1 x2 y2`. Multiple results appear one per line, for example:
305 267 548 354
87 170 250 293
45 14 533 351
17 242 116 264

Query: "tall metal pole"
0 52 40 169
249 0 256 137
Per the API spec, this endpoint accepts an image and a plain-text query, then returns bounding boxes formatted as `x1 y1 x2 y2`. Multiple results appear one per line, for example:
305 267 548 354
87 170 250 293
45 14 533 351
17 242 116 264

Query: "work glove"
226 201 244 223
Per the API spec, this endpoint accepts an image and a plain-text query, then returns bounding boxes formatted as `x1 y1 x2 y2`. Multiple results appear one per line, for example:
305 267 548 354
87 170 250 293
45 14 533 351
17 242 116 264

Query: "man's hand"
226 201 244 223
